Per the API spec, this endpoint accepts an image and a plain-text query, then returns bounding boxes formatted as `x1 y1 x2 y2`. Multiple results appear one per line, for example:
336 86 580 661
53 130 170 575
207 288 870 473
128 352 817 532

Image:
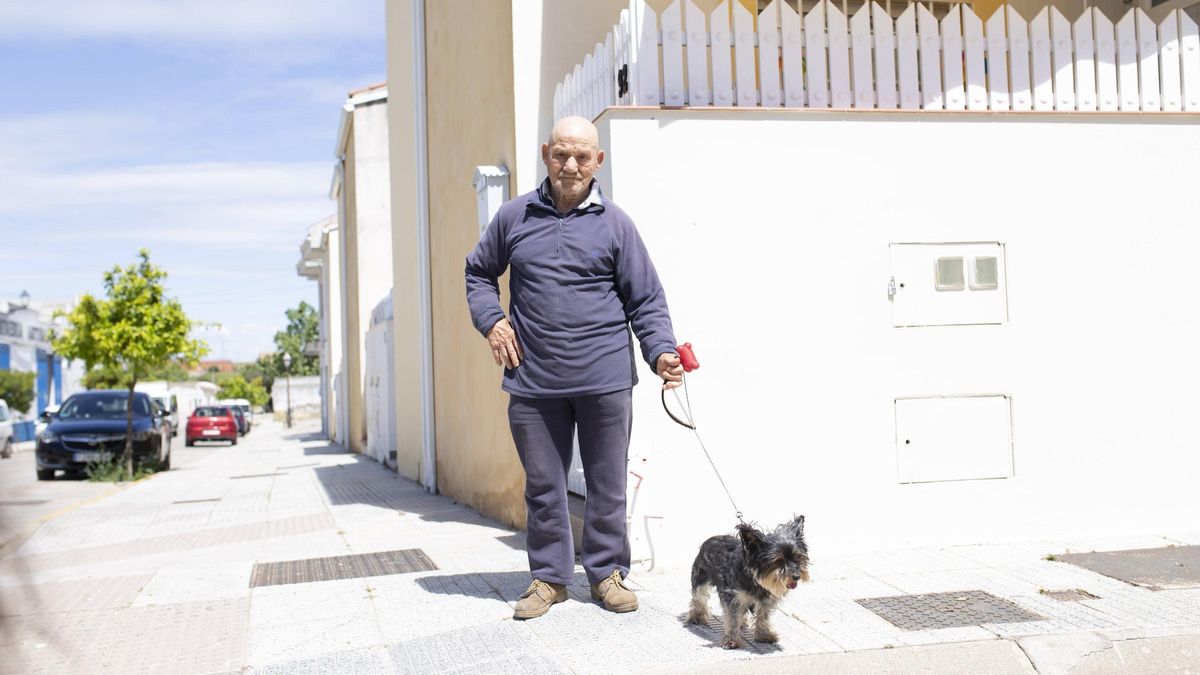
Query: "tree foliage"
50 250 207 477
0 371 36 414
216 374 270 407
83 360 191 390
272 301 319 376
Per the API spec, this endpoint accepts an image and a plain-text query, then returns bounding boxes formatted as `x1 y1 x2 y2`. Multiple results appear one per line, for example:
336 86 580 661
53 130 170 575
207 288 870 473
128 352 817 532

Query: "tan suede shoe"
590 570 638 613
513 579 568 620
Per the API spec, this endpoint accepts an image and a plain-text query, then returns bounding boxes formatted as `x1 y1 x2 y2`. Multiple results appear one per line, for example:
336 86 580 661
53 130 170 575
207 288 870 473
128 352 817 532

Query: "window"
935 257 965 291
970 256 999 290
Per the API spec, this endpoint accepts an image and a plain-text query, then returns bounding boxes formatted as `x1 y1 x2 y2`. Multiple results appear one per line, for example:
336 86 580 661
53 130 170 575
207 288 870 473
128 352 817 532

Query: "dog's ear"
736 523 765 553
778 514 806 544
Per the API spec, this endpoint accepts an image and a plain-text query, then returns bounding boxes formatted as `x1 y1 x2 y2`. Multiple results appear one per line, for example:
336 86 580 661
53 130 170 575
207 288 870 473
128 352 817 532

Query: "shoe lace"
524 580 551 600
607 570 626 590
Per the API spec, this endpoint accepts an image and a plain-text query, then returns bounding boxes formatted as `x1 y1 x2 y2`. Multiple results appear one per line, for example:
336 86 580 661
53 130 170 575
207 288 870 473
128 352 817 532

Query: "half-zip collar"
531 178 605 216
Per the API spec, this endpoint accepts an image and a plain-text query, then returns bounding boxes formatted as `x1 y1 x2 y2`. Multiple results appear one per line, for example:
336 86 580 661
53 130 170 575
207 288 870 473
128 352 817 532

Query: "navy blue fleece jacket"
464 180 677 398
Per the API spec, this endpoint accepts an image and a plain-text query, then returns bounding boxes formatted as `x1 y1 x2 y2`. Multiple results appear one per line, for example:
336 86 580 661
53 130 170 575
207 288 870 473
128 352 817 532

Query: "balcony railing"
553 0 1200 120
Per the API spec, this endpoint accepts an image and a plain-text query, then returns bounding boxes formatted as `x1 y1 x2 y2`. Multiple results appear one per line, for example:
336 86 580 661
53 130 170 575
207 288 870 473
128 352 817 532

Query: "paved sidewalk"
1 419 1198 674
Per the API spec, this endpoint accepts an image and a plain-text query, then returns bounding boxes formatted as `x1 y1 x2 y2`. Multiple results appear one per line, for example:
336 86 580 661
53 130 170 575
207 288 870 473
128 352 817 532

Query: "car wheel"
185 439 194 447
36 468 55 481
231 436 238 446
1 438 12 459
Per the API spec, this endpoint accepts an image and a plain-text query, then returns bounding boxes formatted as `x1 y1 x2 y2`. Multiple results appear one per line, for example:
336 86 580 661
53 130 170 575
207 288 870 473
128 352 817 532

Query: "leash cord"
662 374 745 524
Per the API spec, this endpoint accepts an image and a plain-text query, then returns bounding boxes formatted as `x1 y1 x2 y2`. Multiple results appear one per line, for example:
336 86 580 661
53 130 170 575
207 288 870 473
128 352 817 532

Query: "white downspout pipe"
412 0 437 494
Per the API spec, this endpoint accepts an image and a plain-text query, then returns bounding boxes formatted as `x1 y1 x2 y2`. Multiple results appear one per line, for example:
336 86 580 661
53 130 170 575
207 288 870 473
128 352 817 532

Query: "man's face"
542 133 604 206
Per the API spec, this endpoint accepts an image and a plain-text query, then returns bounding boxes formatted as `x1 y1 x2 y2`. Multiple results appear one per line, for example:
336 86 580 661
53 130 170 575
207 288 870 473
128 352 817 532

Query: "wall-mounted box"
890 243 1008 327
895 394 1014 484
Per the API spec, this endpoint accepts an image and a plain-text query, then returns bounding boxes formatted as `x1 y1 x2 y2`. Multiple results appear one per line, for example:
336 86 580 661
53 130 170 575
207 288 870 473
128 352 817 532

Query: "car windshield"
58 394 152 420
194 407 230 417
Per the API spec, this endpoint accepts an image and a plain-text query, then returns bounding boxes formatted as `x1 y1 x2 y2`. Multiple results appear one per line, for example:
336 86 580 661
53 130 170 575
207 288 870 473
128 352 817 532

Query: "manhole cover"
1041 588 1100 602
857 590 1043 630
250 548 437 588
1057 545 1200 590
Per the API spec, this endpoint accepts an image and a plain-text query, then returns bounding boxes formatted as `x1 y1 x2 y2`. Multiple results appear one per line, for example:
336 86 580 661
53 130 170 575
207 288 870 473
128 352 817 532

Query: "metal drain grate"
1057 546 1200 591
1042 588 1100 602
250 548 437 588
229 472 284 479
173 498 221 504
857 590 1043 630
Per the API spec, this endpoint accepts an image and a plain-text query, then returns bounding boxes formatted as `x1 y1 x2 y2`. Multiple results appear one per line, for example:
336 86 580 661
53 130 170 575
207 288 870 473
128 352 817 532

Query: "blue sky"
0 0 385 361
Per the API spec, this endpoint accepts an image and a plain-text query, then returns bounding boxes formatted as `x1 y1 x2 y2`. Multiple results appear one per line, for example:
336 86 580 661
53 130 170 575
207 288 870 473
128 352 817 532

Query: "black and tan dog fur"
685 516 810 649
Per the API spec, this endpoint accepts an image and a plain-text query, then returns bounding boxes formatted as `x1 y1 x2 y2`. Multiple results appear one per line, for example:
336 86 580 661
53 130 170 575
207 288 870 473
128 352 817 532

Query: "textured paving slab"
665 638 1038 674
4 597 248 674
1058 546 1200 590
857 590 1043 631
250 549 437 588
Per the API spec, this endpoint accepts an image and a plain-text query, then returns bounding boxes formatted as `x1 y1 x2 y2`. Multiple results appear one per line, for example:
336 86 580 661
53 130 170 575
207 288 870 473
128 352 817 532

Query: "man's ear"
541 142 549 165
596 148 605 169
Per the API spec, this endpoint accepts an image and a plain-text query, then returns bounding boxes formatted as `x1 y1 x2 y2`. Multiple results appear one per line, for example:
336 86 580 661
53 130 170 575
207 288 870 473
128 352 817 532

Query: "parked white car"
0 398 13 458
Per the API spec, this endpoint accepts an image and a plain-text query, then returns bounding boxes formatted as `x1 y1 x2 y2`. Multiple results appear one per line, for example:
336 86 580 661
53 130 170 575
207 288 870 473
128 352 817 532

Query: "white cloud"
0 0 383 45
0 160 332 249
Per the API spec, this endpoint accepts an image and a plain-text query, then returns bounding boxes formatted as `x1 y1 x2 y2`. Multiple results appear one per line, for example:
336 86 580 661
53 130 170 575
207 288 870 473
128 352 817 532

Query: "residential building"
190 359 237 376
385 0 1200 567
298 214 343 442
0 298 84 419
297 85 394 462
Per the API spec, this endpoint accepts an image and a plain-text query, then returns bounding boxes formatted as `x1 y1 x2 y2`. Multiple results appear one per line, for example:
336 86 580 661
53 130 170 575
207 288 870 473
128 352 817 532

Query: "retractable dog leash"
662 343 746 524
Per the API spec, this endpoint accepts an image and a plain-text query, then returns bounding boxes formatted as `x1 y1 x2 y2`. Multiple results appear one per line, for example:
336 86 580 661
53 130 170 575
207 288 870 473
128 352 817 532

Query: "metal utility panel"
890 242 1008 327
895 395 1013 483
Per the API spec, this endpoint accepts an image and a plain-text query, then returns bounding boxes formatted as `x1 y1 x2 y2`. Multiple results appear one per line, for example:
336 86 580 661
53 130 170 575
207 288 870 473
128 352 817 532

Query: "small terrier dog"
685 515 810 649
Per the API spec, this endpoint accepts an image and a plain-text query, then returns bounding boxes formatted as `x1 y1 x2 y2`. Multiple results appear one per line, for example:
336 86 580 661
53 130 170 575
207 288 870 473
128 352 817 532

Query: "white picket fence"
553 0 1200 119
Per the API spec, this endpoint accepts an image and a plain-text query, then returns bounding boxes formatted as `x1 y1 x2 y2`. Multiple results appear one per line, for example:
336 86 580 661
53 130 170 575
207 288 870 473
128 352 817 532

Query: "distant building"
190 359 237 376
0 298 84 417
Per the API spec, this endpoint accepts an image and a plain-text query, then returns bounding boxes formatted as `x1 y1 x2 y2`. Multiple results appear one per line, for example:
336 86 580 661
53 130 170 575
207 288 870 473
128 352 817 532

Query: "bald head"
548 116 600 150
542 116 605 214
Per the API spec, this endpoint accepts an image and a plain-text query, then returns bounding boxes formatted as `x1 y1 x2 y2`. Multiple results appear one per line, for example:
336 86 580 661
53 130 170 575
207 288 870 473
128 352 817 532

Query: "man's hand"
487 318 524 369
657 352 684 390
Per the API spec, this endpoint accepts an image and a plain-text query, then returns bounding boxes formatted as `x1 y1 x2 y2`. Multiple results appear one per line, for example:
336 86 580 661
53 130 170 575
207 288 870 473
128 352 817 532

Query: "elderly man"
465 116 683 620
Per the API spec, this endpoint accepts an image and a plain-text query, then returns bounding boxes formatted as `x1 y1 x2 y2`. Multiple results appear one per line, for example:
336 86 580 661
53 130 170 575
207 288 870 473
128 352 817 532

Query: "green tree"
216 374 269 408
51 250 207 478
272 301 319 376
0 371 36 414
237 355 278 394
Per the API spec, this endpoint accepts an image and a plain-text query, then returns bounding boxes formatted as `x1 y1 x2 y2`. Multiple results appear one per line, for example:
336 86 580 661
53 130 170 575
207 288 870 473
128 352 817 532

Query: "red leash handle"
677 342 700 372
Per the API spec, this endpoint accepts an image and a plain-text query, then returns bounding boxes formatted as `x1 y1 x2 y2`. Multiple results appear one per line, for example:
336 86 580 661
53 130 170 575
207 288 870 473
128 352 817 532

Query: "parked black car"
36 390 171 480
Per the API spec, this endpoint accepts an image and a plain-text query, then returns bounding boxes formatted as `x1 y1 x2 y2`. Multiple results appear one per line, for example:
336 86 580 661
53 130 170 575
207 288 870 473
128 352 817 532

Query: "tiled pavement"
1 419 1198 673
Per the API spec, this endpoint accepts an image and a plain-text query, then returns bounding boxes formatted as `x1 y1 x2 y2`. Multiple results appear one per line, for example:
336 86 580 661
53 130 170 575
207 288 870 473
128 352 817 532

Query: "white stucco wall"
350 99 394 454
597 109 1200 564
324 224 347 444
272 375 322 420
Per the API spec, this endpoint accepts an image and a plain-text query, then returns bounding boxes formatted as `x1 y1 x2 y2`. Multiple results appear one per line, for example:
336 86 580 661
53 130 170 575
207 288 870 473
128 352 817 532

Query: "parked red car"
185 406 239 446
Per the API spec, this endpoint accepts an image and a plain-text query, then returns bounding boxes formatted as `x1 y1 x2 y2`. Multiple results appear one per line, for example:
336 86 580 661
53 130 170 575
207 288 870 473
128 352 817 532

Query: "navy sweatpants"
507 389 632 586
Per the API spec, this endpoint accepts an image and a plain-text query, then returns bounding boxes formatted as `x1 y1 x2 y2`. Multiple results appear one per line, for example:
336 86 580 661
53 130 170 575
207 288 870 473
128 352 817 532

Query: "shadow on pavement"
283 431 326 443
415 570 592 603
310 452 512 527
678 613 785 654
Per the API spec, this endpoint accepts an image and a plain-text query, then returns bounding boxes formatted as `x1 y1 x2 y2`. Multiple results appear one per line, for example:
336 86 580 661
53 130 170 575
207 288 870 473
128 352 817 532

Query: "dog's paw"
720 636 745 650
685 610 710 625
753 629 779 644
